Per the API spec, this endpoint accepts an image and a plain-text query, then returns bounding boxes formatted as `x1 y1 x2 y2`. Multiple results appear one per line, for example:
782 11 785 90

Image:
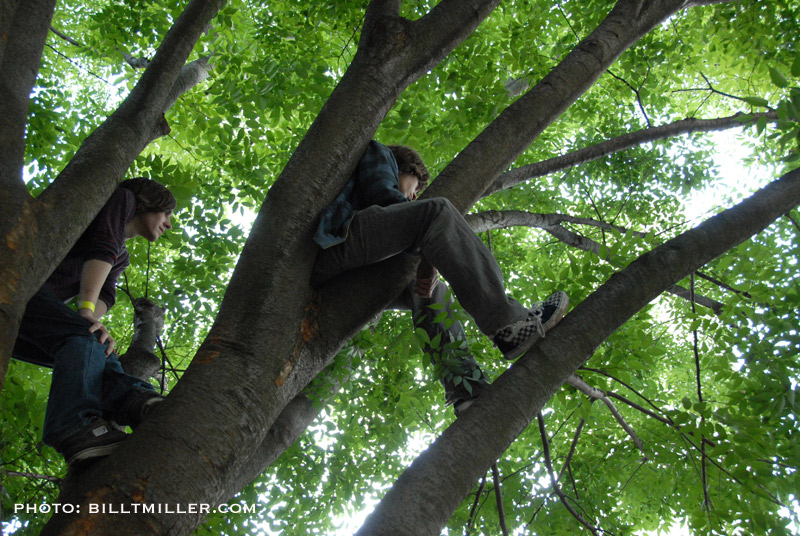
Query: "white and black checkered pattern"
493 291 569 360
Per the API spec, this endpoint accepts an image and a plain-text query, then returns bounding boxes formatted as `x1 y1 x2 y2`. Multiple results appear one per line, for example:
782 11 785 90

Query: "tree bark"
24 0 747 534
466 210 724 313
426 0 699 211
118 298 165 382
354 168 800 536
72 1 716 533
0 0 55 186
0 0 56 393
41 2 505 534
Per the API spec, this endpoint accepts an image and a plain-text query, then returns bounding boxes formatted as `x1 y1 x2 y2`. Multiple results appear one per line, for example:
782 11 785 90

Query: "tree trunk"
41 2 505 534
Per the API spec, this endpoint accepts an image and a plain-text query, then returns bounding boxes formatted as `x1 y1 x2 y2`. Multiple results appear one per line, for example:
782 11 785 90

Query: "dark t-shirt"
43 188 136 309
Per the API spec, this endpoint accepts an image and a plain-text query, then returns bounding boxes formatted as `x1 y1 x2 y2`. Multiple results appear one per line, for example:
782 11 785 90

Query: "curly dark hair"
388 145 430 190
120 177 177 214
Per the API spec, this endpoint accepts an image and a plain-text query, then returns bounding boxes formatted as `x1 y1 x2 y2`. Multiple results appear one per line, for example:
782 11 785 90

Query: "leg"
15 287 155 447
393 282 490 406
313 198 528 335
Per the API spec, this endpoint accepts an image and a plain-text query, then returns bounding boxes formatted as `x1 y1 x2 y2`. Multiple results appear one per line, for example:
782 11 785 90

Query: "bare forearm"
79 259 112 317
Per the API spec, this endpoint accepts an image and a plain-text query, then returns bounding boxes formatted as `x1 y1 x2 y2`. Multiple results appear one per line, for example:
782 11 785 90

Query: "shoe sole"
504 293 569 360
66 441 124 465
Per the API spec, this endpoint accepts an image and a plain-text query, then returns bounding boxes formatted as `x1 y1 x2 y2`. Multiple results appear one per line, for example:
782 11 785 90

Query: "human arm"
77 259 117 355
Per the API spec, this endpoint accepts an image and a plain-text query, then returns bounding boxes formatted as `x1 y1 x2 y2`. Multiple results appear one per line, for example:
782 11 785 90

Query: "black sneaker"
493 291 569 360
119 390 164 429
58 418 127 464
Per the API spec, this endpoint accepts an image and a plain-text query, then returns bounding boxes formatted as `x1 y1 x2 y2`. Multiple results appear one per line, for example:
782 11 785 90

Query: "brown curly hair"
388 145 430 190
120 177 177 214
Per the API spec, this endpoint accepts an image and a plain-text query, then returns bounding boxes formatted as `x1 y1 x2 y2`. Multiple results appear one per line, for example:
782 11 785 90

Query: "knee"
424 197 459 220
55 335 106 359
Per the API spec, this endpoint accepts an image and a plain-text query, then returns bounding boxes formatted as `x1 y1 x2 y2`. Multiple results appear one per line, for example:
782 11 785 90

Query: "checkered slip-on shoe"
492 291 569 360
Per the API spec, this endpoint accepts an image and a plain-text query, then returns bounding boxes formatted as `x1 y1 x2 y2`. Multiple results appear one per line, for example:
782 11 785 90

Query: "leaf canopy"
2 0 799 535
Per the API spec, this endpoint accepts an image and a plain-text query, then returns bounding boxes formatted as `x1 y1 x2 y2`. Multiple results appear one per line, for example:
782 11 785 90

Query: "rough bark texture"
204 0 710 523
467 210 724 313
0 0 56 394
41 2 504 534
354 168 800 536
3 0 755 534
426 0 696 210
118 298 165 382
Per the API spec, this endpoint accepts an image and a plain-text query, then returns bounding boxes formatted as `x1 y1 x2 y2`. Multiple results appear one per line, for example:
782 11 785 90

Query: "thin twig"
2 470 62 484
50 26 82 47
491 463 509 536
607 70 652 127
691 274 713 513
465 474 486 536
556 418 585 484
537 413 601 535
567 375 647 457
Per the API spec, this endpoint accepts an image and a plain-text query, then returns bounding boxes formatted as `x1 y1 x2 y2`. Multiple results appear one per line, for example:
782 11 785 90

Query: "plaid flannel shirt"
313 140 409 249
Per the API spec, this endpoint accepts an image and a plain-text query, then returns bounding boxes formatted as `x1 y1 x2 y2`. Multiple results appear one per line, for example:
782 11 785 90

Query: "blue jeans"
13 287 155 448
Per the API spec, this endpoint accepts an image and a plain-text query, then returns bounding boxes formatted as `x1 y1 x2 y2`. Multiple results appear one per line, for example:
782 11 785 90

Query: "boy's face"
138 210 173 241
398 173 420 201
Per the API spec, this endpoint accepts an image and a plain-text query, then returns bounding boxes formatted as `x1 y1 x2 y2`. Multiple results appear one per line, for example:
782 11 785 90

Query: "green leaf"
743 96 769 108
791 53 800 77
769 67 789 88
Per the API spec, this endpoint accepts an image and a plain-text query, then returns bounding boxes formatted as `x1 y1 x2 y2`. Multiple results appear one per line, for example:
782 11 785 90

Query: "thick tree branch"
355 168 800 536
484 112 778 196
118 298 165 382
0 0 224 397
162 57 212 113
0 0 56 187
41 3 509 528
426 0 701 210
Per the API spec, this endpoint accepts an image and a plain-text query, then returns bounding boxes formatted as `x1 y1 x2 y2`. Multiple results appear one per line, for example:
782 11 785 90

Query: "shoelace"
526 308 547 338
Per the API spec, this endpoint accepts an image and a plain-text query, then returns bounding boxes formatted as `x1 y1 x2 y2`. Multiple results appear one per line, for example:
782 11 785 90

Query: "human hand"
78 307 116 356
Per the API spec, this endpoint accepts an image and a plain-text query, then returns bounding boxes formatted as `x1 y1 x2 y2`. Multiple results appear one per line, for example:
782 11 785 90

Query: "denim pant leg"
398 282 489 404
14 287 154 447
43 336 107 446
313 198 528 335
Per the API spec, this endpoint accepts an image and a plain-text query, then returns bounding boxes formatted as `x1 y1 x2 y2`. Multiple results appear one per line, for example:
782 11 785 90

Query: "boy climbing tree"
312 141 569 413
13 178 175 464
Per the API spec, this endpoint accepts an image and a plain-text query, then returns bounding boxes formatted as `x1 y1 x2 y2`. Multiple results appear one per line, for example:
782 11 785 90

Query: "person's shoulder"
361 140 397 168
108 186 137 221
366 140 393 158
